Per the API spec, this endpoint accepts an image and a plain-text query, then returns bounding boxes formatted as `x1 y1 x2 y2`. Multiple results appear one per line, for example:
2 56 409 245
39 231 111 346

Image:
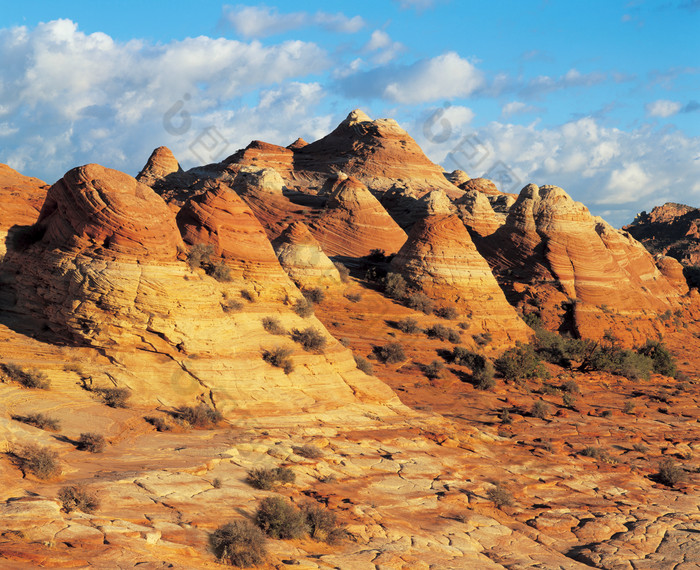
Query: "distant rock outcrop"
479 184 685 341
0 164 48 256
624 203 700 267
272 221 341 287
455 190 503 237
390 214 532 343
309 176 407 257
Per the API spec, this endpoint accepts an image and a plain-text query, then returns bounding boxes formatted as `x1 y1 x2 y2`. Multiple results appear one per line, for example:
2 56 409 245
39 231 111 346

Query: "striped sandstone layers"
0 164 49 256
390 214 532 343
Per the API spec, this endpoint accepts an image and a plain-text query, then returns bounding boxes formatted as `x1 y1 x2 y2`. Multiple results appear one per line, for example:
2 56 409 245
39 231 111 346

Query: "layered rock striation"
0 164 49 256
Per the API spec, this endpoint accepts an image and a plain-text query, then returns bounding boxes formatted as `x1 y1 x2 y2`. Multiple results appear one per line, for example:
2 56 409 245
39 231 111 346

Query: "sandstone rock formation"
272 221 341 288
625 202 700 267
390 214 532 342
455 190 503 237
135 146 200 209
0 164 49 256
479 184 685 340
309 176 408 257
4 163 397 414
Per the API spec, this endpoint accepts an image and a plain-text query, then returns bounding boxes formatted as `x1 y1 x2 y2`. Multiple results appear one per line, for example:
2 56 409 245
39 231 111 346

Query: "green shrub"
622 400 635 414
495 343 549 382
58 485 100 513
378 342 406 364
499 409 512 424
354 355 374 375
222 299 244 312
421 360 444 379
302 287 325 304
561 379 580 394
78 432 106 453
175 404 223 428
302 503 346 544
261 316 286 335
367 248 388 262
293 298 314 317
535 329 592 366
434 306 459 320
580 446 611 462
15 444 60 480
562 392 577 409
638 340 677 377
450 348 495 389
291 328 327 352
255 496 307 539
187 243 214 270
586 346 653 380
657 458 685 487
522 312 543 329
405 292 434 314
473 332 492 346
210 520 267 567
396 317 420 334
144 415 172 432
11 413 60 432
473 362 496 390
211 262 232 282
246 466 295 490
1 363 50 389
383 273 407 300
263 347 294 374
425 324 461 344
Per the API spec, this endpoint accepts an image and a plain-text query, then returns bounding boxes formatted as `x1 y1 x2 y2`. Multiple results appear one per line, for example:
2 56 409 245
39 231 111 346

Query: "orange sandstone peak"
309 176 407 257
390 214 532 343
136 146 183 184
0 164 49 256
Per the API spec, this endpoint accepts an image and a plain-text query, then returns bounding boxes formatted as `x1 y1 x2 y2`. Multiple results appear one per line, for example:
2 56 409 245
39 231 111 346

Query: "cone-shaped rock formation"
272 222 341 287
309 176 407 257
390 214 532 343
455 190 503 237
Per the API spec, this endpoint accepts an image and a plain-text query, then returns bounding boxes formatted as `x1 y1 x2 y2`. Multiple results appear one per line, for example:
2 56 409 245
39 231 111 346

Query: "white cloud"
520 68 607 98
501 101 538 118
340 52 484 104
363 30 404 65
221 5 364 38
645 99 682 118
0 19 330 181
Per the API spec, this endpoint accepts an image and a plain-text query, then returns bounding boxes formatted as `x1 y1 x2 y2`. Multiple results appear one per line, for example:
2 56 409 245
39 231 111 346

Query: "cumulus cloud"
221 4 365 38
501 101 538 118
646 99 683 118
339 52 484 104
363 30 404 64
410 111 700 226
520 68 608 98
0 19 330 180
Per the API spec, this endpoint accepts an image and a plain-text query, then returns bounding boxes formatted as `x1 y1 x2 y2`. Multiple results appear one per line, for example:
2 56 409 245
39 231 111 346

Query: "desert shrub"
580 446 610 461
638 340 677 377
211 262 232 282
1 362 50 389
499 409 512 424
255 496 307 539
175 404 223 428
345 292 362 303
58 485 100 513
522 312 543 329
339 337 351 347
531 400 550 419
302 503 346 544
240 289 256 302
632 442 648 453
396 317 420 334
302 287 325 304
450 348 495 389
434 306 459 320
622 400 635 414
354 355 374 375
473 362 496 390
458 321 471 330
495 343 549 382
293 298 314 317
425 324 461 344
334 262 350 283
561 379 580 394
586 346 653 380
263 347 294 374
261 316 286 335
377 342 406 364
96 387 130 408
473 332 492 346
562 392 577 409
383 273 407 300
405 292 434 314
15 444 60 479
487 483 514 508
144 415 172 432
291 328 327 352
246 466 296 490
210 520 267 567
657 458 685 487
222 299 244 312
11 413 60 432
212 478 222 489
78 432 106 453
187 243 214 270
294 444 323 459
421 360 444 380
535 329 592 366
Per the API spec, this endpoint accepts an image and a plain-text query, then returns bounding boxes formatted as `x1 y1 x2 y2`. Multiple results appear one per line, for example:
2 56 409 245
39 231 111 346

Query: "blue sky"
1 0 699 226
